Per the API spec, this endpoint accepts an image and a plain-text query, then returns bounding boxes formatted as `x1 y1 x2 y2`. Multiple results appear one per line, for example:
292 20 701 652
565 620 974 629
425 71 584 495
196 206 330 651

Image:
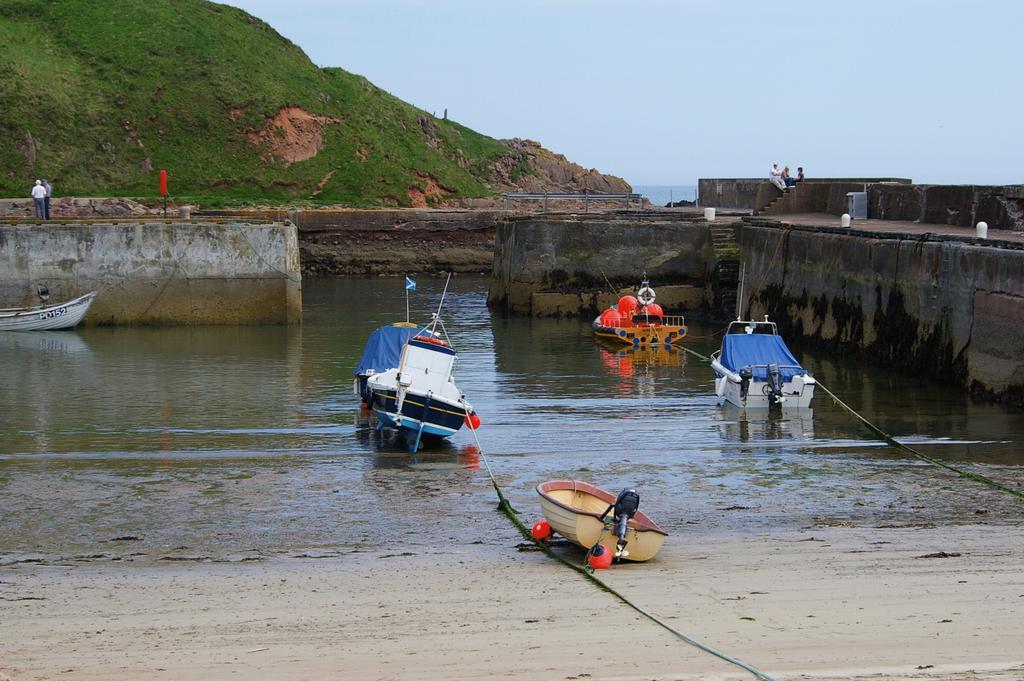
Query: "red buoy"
588 544 612 569
464 412 481 430
617 295 639 319
531 519 552 541
641 303 664 318
599 308 622 327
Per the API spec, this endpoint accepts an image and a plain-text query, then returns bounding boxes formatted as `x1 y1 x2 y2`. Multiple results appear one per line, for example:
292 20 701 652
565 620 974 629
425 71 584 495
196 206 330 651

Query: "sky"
228 0 1022 187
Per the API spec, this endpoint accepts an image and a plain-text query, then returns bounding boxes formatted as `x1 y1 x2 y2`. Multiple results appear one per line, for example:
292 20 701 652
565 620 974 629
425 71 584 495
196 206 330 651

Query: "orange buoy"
588 544 612 569
599 308 622 327
531 519 552 541
641 303 664 318
464 411 481 430
617 295 639 319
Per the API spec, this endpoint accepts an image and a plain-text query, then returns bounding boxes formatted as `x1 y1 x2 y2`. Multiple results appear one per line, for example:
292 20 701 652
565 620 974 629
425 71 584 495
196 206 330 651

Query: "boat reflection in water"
596 341 686 397
716 406 816 443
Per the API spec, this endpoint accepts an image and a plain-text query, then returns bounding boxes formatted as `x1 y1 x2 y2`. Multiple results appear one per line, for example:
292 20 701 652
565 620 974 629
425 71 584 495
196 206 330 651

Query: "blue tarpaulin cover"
720 333 805 380
354 325 422 376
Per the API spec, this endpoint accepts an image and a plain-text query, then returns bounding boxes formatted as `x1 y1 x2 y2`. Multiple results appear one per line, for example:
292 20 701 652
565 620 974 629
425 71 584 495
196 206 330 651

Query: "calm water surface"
1 277 1021 563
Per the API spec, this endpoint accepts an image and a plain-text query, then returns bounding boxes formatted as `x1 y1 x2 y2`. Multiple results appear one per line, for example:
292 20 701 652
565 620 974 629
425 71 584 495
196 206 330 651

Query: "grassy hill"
0 0 625 207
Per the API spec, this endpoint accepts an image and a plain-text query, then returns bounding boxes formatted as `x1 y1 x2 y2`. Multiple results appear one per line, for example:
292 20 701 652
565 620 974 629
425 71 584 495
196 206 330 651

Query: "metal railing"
501 192 643 212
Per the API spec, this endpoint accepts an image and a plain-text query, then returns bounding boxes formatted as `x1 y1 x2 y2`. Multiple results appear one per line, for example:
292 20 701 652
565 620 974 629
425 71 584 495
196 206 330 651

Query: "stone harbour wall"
488 213 716 317
0 220 302 325
867 184 1024 231
739 221 1024 404
197 208 503 276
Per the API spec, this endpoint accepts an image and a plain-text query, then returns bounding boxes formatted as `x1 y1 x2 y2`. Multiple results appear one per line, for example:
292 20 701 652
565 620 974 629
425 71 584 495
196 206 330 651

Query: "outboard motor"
765 363 784 406
738 367 753 401
602 488 640 559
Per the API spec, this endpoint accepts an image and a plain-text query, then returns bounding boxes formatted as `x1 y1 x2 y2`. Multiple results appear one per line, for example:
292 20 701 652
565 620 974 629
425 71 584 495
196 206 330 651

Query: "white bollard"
704 207 716 222
976 221 988 239
841 213 851 228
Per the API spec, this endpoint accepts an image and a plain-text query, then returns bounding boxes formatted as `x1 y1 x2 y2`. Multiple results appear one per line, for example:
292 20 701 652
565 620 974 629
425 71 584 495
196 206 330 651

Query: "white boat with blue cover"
363 277 479 451
710 316 815 409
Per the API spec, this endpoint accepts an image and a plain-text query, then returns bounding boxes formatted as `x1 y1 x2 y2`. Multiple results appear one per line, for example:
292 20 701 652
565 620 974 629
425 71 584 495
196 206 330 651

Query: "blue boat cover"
720 333 805 380
354 325 422 376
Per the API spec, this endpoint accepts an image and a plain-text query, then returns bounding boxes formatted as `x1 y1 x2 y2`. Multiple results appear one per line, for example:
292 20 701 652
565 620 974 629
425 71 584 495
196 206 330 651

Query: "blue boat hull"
369 388 467 441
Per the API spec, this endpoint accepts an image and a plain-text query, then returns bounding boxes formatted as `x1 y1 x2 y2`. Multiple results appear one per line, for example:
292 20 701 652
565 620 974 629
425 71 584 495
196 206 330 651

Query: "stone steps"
708 221 741 317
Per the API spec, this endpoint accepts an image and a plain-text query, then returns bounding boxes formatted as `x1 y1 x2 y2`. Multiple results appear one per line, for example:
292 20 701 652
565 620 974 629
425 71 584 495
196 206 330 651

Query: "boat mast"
735 263 746 321
428 272 453 338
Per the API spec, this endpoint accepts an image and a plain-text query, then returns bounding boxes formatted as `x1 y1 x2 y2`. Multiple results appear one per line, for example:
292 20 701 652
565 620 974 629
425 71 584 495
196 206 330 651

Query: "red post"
159 169 168 197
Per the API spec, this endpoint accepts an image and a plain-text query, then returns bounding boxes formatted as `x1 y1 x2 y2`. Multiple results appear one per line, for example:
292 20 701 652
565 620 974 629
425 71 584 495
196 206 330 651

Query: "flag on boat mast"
405 276 416 322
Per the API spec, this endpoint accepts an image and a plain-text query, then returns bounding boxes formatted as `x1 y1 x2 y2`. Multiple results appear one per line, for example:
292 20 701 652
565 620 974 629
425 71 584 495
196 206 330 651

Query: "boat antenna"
735 262 746 321
432 272 453 329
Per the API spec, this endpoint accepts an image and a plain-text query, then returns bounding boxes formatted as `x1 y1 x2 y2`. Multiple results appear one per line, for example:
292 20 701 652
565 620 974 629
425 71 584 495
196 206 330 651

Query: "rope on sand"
673 344 1024 502
462 411 778 681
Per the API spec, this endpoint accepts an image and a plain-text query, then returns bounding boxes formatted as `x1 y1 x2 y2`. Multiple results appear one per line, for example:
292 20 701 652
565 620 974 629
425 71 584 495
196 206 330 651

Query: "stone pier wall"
488 213 717 317
198 208 504 276
0 219 302 325
739 221 1024 404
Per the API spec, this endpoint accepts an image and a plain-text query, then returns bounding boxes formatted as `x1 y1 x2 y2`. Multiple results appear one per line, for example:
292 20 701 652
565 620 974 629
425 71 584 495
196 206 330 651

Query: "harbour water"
1 276 1022 565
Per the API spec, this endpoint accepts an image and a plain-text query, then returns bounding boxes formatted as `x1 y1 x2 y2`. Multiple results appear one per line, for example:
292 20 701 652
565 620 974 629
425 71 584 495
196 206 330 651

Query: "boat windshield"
725 319 778 335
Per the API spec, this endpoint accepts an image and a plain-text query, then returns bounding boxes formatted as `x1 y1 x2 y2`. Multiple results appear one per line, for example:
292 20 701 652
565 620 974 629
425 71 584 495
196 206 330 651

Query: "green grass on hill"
0 0 523 206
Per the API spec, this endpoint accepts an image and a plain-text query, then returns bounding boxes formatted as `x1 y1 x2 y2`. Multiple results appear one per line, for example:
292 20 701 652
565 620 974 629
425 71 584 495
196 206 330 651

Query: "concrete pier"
0 219 302 325
741 216 1024 405
487 212 742 317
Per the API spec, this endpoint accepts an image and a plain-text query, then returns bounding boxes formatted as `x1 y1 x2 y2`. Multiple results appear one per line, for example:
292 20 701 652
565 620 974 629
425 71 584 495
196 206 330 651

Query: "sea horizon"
631 184 698 206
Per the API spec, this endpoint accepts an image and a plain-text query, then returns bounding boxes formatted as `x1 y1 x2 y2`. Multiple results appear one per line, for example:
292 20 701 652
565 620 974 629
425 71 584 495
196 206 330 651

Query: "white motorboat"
710 316 815 409
0 291 97 331
364 277 479 451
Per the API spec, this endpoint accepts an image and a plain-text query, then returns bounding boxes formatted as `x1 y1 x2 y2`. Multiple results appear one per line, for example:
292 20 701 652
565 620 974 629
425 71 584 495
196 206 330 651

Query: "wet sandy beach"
3 523 1023 681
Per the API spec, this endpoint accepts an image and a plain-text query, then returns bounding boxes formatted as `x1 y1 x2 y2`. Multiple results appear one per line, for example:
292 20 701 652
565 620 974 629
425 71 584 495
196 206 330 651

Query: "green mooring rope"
674 344 1024 502
463 417 778 681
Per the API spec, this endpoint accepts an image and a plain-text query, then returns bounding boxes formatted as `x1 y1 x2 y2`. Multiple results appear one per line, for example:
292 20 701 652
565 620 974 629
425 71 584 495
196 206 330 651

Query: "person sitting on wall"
769 163 786 191
796 167 805 183
783 166 796 188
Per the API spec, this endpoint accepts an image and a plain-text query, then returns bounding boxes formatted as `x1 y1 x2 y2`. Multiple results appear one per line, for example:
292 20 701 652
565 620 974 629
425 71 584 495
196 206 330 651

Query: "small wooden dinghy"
0 291 96 331
536 480 668 562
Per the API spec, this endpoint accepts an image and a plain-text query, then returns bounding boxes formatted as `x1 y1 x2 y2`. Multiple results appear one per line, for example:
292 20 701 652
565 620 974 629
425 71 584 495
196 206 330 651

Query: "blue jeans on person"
34 198 45 219
785 178 796 187
44 196 51 219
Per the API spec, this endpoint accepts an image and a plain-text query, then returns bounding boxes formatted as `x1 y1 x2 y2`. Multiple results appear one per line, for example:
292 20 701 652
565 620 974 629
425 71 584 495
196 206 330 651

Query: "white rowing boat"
0 292 97 331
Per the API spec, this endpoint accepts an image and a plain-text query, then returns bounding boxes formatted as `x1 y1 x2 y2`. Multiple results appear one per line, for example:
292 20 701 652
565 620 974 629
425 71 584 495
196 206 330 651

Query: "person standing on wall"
43 178 53 219
31 179 46 219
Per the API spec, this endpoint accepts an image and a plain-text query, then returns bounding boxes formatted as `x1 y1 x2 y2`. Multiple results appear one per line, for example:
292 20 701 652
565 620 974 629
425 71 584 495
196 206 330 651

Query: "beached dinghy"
710 316 815 409
0 290 97 331
536 480 667 562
